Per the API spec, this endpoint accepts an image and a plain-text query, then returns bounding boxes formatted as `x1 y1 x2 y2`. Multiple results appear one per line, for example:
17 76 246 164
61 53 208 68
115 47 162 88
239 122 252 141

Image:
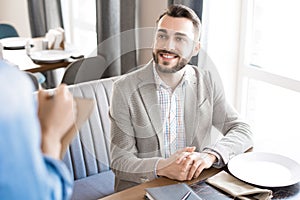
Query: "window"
250 0 300 80
61 0 97 57
238 0 300 163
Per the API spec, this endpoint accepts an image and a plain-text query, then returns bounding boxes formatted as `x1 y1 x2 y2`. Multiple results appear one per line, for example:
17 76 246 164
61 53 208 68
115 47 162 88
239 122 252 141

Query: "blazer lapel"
184 66 198 146
184 66 208 146
137 62 165 156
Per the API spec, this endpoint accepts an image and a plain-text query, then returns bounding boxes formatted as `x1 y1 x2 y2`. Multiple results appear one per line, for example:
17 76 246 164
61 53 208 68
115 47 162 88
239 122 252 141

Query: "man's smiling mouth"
158 50 180 60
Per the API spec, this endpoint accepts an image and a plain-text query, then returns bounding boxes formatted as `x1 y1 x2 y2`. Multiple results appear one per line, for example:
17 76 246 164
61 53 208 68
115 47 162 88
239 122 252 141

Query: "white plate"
30 50 71 63
228 152 300 187
0 37 30 50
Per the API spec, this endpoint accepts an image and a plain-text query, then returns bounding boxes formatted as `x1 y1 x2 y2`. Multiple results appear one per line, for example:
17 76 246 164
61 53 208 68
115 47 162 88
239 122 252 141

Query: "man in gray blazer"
110 4 253 192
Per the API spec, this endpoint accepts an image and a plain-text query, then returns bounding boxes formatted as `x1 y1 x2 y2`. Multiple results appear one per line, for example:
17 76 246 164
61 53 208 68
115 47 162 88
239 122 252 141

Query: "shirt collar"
152 62 187 91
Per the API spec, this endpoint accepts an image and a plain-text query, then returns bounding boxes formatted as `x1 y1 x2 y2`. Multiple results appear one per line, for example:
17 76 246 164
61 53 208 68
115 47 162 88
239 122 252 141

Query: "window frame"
236 0 300 115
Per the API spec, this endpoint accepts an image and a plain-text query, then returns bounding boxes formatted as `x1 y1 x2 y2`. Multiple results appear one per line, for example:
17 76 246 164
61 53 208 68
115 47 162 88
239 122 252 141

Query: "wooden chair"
61 55 108 85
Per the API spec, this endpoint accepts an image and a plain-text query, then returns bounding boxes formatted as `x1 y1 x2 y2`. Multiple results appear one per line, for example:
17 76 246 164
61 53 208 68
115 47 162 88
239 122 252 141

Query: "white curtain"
60 0 97 57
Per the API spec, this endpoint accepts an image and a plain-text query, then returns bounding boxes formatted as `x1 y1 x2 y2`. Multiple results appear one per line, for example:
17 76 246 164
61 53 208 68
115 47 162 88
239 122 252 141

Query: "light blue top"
0 60 73 200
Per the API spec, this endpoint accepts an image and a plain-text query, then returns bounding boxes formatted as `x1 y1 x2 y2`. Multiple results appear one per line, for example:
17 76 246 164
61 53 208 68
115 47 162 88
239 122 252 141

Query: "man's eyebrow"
174 32 188 37
157 29 167 33
157 29 189 38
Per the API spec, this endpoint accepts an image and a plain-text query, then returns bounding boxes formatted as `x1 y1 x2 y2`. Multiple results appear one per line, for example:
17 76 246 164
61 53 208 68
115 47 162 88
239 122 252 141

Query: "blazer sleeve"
109 81 160 184
203 70 253 165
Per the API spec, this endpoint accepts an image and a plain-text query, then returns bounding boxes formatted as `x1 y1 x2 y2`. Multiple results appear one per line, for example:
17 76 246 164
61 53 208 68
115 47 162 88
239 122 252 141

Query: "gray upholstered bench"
62 76 118 200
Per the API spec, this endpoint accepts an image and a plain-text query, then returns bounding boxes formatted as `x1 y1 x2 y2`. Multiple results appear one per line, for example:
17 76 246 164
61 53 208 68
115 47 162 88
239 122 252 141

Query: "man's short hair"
156 4 202 41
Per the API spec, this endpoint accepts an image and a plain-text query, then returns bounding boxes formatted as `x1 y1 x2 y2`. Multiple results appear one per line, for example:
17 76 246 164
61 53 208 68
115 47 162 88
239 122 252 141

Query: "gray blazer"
109 61 253 191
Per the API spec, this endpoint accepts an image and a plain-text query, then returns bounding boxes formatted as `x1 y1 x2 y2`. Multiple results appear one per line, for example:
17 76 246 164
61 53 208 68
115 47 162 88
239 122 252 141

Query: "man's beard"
152 50 189 73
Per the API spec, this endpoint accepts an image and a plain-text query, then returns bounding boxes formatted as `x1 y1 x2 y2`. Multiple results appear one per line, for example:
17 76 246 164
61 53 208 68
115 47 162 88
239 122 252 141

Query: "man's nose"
164 38 176 50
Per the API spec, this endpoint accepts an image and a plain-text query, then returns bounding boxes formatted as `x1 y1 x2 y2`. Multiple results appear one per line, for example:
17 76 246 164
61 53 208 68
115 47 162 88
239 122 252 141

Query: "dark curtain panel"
27 0 64 37
27 0 64 89
96 0 137 77
168 0 203 66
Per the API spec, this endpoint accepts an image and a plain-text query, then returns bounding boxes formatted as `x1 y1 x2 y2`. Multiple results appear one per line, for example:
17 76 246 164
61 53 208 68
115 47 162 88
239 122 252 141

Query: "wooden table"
99 150 253 200
99 168 222 200
2 49 70 73
100 166 300 200
2 37 78 73
24 60 72 73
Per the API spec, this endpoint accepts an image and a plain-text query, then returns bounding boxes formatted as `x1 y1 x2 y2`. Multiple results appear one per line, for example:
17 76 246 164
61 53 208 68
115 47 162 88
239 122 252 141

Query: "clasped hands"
156 147 216 181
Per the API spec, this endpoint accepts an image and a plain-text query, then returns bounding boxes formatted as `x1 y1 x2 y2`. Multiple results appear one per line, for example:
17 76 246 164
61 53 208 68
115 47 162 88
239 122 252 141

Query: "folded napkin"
206 171 273 200
45 27 65 50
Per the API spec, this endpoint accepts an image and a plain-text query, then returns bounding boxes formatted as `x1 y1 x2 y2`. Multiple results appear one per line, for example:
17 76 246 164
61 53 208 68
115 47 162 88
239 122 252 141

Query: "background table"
24 60 72 73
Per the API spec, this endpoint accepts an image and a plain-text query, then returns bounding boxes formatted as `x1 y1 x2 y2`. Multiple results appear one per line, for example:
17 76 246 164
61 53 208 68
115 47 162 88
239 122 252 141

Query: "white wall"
138 0 167 28
0 0 31 37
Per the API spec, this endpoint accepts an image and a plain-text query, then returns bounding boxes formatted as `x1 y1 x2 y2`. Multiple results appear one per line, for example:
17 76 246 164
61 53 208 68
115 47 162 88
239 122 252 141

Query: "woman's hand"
38 84 76 159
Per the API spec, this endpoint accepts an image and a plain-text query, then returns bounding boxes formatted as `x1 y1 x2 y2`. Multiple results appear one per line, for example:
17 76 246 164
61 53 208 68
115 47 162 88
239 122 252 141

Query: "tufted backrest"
62 76 118 180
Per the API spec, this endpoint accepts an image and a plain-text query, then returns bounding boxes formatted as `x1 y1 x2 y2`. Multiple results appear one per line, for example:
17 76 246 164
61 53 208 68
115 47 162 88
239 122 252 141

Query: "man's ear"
192 41 200 56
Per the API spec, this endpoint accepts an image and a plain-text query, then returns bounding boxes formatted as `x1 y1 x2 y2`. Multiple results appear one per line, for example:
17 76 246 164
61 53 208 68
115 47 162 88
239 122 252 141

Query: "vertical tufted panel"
62 76 118 180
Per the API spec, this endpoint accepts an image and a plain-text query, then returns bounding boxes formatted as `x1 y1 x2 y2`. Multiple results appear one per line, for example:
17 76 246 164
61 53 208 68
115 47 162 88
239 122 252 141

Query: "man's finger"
176 151 192 164
193 164 206 179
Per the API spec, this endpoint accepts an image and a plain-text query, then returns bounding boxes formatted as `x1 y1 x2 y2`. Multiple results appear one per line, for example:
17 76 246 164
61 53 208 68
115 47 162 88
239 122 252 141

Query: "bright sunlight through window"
239 0 300 163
